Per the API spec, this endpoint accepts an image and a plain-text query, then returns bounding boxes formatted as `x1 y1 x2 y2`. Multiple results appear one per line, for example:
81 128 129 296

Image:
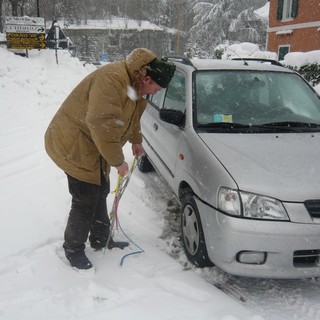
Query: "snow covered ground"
1 46 320 320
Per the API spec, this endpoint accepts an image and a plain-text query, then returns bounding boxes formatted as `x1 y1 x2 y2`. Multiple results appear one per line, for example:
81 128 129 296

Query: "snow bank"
0 46 96 258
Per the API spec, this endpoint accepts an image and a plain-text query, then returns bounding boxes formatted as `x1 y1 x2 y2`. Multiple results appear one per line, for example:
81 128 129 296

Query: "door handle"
153 123 158 131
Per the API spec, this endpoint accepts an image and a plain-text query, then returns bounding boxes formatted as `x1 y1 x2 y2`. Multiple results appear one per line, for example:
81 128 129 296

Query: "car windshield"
194 70 320 133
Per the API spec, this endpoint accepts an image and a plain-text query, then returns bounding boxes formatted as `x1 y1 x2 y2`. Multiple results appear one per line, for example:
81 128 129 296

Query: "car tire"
137 154 155 173
181 194 214 268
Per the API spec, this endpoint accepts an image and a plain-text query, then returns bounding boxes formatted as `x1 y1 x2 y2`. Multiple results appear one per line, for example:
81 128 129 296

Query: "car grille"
293 249 320 267
304 200 320 218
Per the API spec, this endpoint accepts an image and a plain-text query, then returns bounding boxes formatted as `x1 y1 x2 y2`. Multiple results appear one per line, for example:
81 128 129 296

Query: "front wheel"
181 194 214 268
137 154 155 173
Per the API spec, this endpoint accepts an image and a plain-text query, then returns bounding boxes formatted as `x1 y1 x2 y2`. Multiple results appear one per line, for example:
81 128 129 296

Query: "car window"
163 71 186 112
147 90 165 109
195 70 320 129
276 74 320 118
150 90 165 108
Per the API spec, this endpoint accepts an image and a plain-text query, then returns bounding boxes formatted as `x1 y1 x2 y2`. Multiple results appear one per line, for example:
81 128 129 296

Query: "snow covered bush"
283 51 320 86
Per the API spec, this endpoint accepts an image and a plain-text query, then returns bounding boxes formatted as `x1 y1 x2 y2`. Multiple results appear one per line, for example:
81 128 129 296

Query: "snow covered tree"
189 0 267 57
7 0 30 16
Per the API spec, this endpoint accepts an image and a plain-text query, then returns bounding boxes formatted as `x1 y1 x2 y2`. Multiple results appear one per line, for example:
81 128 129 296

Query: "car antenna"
228 49 248 66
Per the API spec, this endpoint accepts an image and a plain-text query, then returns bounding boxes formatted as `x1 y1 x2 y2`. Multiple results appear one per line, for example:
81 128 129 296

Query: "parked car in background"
139 57 320 278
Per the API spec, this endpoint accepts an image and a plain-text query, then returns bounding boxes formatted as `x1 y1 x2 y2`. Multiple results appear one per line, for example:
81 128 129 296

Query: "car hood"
198 132 320 201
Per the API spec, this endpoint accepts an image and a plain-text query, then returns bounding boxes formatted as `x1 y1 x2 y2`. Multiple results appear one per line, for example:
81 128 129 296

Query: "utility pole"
0 0 4 33
171 0 181 55
54 20 59 64
53 0 56 19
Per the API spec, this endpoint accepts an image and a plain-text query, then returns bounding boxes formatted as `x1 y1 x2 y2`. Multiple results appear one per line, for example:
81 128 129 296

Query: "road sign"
46 20 68 49
6 32 46 50
5 16 45 34
5 16 46 50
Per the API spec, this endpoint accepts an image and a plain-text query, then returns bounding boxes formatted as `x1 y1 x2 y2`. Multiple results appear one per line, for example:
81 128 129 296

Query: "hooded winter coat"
45 48 157 185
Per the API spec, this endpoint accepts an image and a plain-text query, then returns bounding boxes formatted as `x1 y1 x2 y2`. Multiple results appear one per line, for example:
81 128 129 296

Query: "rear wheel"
137 154 155 173
181 194 213 268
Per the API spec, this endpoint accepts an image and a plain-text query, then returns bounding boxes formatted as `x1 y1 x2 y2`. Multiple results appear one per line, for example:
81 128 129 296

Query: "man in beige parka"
45 48 175 271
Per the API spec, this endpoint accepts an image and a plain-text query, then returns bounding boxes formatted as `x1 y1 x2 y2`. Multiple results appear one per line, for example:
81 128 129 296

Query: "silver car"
139 57 320 278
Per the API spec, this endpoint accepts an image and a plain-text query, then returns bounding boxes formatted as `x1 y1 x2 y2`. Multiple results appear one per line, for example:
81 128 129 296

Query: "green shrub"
288 63 320 86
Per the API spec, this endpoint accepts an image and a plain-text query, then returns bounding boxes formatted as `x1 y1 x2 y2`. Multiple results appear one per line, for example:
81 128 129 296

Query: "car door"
142 70 186 185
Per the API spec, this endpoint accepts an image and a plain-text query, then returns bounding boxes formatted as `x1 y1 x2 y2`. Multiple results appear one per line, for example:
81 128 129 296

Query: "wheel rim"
182 204 200 255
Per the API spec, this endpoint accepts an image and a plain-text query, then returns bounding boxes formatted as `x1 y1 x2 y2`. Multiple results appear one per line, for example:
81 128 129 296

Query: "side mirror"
159 109 185 126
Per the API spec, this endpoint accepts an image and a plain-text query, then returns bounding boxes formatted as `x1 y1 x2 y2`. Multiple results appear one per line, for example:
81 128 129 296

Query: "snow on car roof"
188 58 291 72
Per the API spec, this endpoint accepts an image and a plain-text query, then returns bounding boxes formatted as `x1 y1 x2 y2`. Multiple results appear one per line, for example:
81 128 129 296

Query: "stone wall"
61 27 176 63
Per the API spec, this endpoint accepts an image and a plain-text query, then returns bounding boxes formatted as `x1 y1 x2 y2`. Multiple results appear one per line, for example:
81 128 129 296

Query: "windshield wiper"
197 122 250 129
197 121 320 133
258 121 320 132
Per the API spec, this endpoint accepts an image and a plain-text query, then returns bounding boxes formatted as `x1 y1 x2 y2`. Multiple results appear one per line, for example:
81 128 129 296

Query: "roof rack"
231 57 284 67
166 56 194 66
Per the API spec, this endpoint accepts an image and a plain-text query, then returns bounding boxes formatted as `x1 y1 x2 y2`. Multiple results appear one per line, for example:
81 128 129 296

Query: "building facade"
267 0 320 60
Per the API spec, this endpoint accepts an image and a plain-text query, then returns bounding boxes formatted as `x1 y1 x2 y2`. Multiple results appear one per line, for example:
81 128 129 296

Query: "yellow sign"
6 32 46 50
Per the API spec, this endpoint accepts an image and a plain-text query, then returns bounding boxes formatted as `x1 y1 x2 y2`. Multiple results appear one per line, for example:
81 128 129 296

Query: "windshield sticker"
213 113 233 123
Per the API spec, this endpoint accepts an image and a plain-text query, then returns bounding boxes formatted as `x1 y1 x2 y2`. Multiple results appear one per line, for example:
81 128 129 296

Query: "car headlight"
218 187 289 221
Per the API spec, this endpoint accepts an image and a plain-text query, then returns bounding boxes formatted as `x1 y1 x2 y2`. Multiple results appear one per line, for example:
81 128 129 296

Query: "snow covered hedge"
282 51 320 86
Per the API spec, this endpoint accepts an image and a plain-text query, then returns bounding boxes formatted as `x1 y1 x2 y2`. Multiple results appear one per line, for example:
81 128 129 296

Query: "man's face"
141 76 163 96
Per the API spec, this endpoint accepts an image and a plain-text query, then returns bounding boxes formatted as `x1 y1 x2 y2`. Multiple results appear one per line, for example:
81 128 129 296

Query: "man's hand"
116 161 129 176
132 143 144 157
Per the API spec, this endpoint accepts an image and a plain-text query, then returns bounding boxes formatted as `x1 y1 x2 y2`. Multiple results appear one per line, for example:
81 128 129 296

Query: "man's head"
146 58 176 88
140 58 176 96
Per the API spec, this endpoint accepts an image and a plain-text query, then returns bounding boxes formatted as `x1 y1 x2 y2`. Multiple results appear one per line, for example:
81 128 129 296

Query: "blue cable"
117 218 145 266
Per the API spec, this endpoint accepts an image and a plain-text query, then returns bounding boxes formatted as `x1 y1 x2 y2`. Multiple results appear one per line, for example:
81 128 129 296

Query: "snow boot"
64 248 93 270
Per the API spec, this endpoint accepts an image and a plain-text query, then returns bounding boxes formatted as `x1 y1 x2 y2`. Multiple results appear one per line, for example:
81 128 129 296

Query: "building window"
278 45 290 61
283 0 293 19
277 0 299 20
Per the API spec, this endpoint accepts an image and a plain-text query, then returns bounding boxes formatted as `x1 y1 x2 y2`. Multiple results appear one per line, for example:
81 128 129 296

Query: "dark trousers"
63 173 110 251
